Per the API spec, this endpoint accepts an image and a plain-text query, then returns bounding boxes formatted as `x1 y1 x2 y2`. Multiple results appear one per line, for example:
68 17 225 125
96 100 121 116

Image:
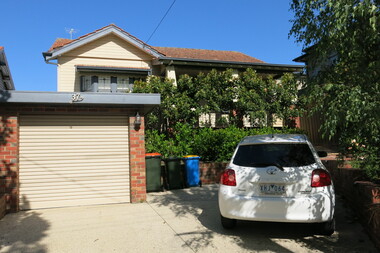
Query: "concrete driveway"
0 185 377 253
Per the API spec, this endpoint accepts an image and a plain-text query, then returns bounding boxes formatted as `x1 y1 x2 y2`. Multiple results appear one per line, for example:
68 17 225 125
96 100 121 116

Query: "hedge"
145 123 305 162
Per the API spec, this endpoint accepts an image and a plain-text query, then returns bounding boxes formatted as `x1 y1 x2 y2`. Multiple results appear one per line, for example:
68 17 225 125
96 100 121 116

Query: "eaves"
155 57 304 72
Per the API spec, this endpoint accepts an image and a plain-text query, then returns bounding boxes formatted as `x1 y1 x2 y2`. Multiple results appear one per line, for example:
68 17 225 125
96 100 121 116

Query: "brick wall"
0 104 147 215
199 162 228 184
352 181 380 249
0 114 19 213
322 160 380 250
129 116 146 202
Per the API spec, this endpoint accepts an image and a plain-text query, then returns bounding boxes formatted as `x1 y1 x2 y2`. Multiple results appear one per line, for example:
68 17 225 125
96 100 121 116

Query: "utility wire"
146 0 177 44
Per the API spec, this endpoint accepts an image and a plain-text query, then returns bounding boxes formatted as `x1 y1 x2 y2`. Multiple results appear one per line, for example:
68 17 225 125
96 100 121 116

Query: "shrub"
145 123 194 158
145 123 306 162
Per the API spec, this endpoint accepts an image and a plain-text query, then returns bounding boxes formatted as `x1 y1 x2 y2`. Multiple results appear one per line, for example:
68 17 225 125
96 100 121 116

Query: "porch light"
134 112 141 127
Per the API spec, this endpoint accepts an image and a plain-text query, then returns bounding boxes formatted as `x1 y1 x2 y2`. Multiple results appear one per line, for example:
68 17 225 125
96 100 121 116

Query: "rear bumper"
218 186 335 223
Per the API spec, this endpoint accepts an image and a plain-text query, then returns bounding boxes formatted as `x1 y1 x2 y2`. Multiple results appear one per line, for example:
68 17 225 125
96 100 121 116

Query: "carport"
0 90 160 212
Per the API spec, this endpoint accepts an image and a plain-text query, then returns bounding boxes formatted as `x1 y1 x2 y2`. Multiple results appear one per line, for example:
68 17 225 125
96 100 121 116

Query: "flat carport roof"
0 90 160 115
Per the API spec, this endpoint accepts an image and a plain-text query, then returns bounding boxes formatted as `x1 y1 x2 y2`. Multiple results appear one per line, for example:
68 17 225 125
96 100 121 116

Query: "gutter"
42 52 58 65
293 54 308 63
157 57 304 71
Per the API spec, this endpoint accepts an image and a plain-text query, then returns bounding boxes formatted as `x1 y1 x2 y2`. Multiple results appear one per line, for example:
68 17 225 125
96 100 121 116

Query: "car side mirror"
317 151 328 158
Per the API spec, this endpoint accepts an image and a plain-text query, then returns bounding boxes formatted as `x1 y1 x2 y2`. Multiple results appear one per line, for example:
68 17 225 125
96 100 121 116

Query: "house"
0 24 302 214
293 48 338 146
0 47 15 91
293 46 338 79
0 45 160 213
43 24 303 127
0 47 15 218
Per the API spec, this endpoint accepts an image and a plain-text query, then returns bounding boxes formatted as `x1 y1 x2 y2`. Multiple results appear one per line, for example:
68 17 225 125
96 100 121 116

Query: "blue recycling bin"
183 155 201 187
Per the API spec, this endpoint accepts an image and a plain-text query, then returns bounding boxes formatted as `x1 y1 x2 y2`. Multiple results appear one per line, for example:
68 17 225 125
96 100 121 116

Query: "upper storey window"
77 66 150 93
80 75 141 93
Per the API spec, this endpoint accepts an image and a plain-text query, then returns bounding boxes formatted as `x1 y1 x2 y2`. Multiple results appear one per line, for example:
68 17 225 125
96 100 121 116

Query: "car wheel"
318 217 335 235
221 215 236 229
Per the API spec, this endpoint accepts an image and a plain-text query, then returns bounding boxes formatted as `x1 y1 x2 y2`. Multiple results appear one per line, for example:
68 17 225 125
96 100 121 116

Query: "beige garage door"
19 115 130 209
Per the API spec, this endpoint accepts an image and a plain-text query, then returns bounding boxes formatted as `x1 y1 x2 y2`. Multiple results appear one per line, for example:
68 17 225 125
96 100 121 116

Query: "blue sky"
2 0 304 91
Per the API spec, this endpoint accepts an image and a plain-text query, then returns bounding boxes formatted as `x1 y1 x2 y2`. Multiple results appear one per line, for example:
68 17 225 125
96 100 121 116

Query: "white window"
80 74 143 93
117 77 130 92
98 76 111 92
80 76 92 92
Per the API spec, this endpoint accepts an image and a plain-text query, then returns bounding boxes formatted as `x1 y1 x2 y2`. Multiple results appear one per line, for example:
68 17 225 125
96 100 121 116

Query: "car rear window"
233 143 316 167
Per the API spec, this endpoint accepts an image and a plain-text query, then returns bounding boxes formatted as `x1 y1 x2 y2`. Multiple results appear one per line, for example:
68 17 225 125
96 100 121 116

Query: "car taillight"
311 169 332 187
220 169 237 186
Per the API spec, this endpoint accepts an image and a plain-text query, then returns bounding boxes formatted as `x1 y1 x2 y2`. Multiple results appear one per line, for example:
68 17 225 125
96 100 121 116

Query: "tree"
133 76 200 133
233 69 300 127
290 0 380 181
194 69 300 128
134 69 300 132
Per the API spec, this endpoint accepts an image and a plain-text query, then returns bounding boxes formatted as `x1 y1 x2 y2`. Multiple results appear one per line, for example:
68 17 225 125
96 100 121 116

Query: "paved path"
0 185 377 252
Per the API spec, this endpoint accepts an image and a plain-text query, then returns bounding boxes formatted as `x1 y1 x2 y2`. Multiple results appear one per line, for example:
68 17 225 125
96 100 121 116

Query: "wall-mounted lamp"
134 112 141 128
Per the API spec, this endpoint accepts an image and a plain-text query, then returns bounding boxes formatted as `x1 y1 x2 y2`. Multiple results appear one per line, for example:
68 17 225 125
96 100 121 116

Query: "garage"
0 90 160 212
19 114 130 209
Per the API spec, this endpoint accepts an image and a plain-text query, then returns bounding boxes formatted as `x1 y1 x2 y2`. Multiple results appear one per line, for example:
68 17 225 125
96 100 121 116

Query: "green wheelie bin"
145 153 162 192
164 157 184 190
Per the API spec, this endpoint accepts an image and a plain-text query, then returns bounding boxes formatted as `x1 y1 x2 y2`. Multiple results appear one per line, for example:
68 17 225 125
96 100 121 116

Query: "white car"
218 134 335 235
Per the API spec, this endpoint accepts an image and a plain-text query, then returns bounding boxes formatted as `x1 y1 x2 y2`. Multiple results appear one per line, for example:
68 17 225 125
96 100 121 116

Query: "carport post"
129 115 146 203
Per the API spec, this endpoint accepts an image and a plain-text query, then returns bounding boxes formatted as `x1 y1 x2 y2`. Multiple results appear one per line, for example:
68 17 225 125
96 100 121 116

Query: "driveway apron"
0 184 378 252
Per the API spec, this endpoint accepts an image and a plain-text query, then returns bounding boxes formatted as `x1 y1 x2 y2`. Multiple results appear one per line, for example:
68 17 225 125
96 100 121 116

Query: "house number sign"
71 93 84 103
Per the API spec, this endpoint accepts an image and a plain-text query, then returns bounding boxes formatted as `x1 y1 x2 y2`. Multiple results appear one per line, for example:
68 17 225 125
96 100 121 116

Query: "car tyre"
221 215 236 229
318 217 335 236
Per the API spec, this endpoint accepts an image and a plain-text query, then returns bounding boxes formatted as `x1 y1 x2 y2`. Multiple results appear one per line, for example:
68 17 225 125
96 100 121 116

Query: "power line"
146 0 177 44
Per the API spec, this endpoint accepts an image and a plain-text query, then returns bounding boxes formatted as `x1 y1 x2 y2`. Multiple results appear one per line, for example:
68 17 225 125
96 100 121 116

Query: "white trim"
46 26 163 61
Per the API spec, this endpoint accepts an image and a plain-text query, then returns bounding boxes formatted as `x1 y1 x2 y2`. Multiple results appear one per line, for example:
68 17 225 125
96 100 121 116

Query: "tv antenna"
65 28 79 39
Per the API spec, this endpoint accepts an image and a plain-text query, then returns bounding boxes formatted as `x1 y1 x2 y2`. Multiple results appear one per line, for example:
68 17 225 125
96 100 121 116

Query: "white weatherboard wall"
57 34 154 92
19 115 130 209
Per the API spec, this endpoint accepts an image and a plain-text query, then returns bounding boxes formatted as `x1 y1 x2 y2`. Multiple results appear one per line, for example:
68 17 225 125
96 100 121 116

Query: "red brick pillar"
294 116 301 128
286 116 301 128
129 116 146 203
0 114 19 213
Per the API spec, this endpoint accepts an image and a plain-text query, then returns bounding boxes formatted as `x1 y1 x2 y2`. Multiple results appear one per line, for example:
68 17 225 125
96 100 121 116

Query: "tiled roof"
153 47 265 63
49 38 72 51
47 24 265 64
48 24 152 52
0 46 15 90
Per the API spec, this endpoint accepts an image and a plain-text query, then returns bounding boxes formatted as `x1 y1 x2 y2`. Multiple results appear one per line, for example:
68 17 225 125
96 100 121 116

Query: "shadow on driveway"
0 211 49 252
147 184 377 253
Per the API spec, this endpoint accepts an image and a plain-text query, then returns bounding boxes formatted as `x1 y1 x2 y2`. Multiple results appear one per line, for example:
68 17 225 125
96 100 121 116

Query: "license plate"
260 184 286 195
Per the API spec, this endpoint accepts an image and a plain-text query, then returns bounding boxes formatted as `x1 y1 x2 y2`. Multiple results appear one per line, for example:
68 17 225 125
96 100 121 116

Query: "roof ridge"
46 25 265 64
152 46 265 63
153 46 245 53
48 24 155 52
